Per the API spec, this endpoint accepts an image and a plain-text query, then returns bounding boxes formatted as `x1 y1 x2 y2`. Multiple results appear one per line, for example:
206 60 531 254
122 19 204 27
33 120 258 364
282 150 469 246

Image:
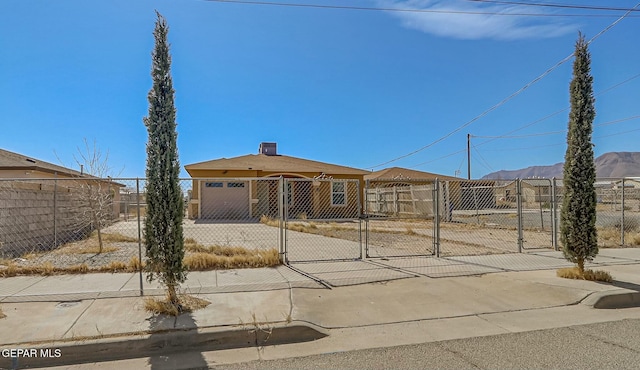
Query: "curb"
582 290 640 309
0 321 328 369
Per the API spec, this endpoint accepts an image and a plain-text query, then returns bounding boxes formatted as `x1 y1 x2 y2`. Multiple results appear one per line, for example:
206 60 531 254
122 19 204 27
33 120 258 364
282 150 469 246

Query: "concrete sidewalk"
1 250 640 369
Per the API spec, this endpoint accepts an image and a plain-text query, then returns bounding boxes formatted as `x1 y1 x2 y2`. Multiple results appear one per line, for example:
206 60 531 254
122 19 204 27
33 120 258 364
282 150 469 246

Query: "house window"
205 182 223 188
331 181 346 206
227 182 245 188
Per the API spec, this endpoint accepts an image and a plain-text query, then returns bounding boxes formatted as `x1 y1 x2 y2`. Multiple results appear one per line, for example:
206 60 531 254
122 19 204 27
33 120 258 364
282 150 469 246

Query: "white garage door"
201 181 250 219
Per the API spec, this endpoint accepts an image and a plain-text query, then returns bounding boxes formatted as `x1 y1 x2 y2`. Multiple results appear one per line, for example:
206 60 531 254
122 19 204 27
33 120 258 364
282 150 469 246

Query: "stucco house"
0 148 123 217
364 167 460 187
184 143 369 220
0 148 124 255
1 148 86 179
363 167 462 216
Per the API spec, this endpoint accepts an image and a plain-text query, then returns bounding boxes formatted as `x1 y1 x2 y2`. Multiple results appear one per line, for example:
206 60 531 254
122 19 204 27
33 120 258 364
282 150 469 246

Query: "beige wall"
0 169 77 179
0 180 120 258
185 169 365 219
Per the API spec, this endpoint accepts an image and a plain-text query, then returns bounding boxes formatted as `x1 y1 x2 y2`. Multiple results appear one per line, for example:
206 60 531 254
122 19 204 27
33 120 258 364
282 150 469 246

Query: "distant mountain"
482 152 640 179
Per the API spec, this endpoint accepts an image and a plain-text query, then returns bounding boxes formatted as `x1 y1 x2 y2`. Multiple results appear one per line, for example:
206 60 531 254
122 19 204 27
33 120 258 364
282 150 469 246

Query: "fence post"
136 178 144 296
279 176 287 264
393 186 398 216
53 172 58 249
516 179 523 253
434 178 440 257
551 177 558 251
538 185 544 231
621 178 626 246
365 180 370 258
356 180 363 260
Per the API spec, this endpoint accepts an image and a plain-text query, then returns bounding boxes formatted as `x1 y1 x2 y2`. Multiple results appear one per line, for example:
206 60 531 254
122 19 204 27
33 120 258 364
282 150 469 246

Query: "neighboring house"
364 167 462 216
0 148 124 256
598 178 640 202
365 167 502 211
497 179 563 204
0 148 123 218
364 167 460 187
184 143 369 220
0 148 85 179
613 179 640 189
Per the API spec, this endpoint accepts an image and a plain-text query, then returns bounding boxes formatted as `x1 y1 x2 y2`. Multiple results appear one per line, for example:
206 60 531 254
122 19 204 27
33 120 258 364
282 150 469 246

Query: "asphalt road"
214 319 640 370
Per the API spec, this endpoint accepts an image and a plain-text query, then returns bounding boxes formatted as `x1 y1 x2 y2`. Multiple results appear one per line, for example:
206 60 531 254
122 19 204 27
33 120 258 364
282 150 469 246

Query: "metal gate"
283 178 363 263
363 179 436 258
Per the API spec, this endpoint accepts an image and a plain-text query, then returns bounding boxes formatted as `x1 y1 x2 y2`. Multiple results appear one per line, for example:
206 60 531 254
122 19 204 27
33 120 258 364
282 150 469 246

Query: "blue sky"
1 0 639 179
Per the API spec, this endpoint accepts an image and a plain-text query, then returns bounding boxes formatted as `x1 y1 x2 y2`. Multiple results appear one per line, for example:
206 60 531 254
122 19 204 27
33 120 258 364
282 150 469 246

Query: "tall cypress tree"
144 11 185 305
560 33 598 273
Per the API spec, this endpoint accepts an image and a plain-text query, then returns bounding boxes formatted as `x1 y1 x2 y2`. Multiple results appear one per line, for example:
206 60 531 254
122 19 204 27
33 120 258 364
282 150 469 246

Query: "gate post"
53 172 58 249
364 180 370 258
621 178 626 246
551 177 558 251
136 178 144 296
433 178 440 257
357 180 364 260
516 179 523 253
278 176 287 264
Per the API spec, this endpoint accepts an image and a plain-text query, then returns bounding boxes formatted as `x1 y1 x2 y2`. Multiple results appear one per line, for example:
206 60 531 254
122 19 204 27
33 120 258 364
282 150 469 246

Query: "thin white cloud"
377 0 576 40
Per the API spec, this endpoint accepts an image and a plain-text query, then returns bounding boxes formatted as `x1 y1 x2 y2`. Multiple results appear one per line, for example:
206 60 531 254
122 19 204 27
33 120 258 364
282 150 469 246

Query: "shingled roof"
364 167 461 182
185 154 369 176
0 148 83 177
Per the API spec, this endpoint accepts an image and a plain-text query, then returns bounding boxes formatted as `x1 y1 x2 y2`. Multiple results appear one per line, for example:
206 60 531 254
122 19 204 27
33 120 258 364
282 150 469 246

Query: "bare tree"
70 139 118 253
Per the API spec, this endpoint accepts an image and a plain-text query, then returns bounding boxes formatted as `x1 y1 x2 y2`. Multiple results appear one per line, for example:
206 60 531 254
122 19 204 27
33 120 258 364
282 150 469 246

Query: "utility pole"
467 133 471 180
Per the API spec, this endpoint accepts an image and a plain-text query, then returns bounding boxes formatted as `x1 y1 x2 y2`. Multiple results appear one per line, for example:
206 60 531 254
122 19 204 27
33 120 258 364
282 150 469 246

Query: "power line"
369 2 640 169
465 0 640 12
472 114 640 139
203 0 640 17
410 114 640 169
407 70 640 169
411 148 467 168
479 128 640 152
474 72 640 147
468 125 640 152
472 130 565 139
472 145 495 172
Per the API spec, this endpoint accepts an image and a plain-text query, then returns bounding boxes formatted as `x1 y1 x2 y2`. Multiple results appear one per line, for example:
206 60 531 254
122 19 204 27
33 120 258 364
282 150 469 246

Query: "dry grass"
185 243 262 256
99 232 138 243
184 237 199 244
95 261 129 273
0 262 93 277
597 227 640 247
1 240 279 277
56 244 119 254
144 294 211 316
557 267 613 282
405 227 417 236
184 249 280 270
128 256 144 271
55 232 137 255
260 215 279 227
21 252 43 260
0 258 145 277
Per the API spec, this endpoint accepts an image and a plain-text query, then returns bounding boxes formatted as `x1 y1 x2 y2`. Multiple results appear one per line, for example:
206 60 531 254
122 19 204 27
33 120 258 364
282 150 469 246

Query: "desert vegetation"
0 232 279 277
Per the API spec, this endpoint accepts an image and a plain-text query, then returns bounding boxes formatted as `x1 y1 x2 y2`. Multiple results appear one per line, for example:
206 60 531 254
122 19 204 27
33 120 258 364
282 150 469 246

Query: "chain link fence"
283 178 363 263
2 176 640 288
363 179 435 258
